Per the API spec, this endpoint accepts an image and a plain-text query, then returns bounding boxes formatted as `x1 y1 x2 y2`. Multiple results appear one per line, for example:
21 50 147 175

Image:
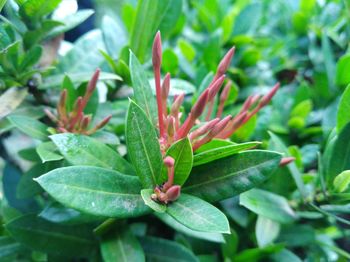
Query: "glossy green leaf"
240 189 296 224
183 150 282 203
129 51 157 123
167 193 230 234
139 236 197 262
234 244 284 262
8 115 49 140
255 216 280 247
36 141 63 163
126 101 162 188
336 53 350 86
161 137 193 185
141 189 166 213
195 138 234 153
5 214 95 256
337 84 350 132
101 227 145 262
333 170 350 193
0 88 28 120
35 166 150 218
193 141 260 166
156 213 225 243
327 122 350 186
50 133 135 175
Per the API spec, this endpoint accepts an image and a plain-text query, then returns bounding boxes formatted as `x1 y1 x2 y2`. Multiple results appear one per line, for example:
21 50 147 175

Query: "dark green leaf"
35 166 150 218
100 227 145 262
8 115 49 140
167 193 230 234
129 51 157 123
161 137 193 185
183 150 282 203
50 133 135 175
141 189 166 213
337 84 350 132
126 101 162 188
193 141 260 166
139 236 198 262
5 214 96 256
0 236 25 260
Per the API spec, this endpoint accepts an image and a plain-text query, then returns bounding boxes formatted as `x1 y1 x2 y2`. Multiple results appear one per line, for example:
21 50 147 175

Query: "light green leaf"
36 141 63 163
240 189 296 224
20 0 61 18
126 101 162 188
0 88 28 120
160 137 193 185
333 170 350 193
156 213 225 243
194 138 234 153
337 84 350 132
129 51 157 123
5 214 95 256
167 193 230 234
336 53 350 86
50 133 134 175
141 189 166 213
255 216 280 247
35 166 150 218
19 45 42 72
183 150 282 203
100 227 145 262
139 236 198 262
101 15 127 58
193 141 260 166
8 115 49 140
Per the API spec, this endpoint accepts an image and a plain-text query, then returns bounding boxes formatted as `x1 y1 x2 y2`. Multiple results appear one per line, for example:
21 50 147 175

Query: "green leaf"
35 166 150 218
126 101 162 188
0 236 25 260
193 141 260 166
129 51 157 123
333 170 350 193
0 88 28 120
47 10 95 38
101 15 127 58
255 216 280 247
269 132 307 198
167 193 230 234
195 138 234 153
240 189 296 224
36 141 63 163
18 46 42 72
20 0 61 18
161 137 193 185
156 213 225 243
41 71 121 89
183 150 282 203
139 236 198 262
322 33 336 92
327 122 350 186
8 115 49 141
149 78 196 96
0 0 7 12
336 53 350 86
141 189 166 213
100 227 145 262
5 214 95 256
337 84 350 132
50 133 135 175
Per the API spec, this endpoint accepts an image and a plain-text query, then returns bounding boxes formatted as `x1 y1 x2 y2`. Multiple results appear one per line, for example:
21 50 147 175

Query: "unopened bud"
189 118 220 140
216 47 235 78
279 157 295 167
210 115 232 137
192 89 209 119
152 31 162 69
259 83 280 107
163 156 175 167
86 69 100 95
167 116 175 138
166 185 181 202
170 93 184 116
161 73 171 101
208 75 225 101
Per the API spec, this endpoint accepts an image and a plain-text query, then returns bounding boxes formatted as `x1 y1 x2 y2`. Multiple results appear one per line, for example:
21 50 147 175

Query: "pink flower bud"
216 47 235 78
208 75 225 101
166 185 181 202
170 93 184 116
210 115 232 137
86 69 100 96
217 81 231 118
152 31 162 70
163 156 175 167
259 83 280 107
161 73 171 116
279 157 295 167
189 118 220 140
192 89 209 119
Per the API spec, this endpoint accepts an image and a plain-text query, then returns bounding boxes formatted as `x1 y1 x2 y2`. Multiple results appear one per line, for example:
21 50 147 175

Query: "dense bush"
1 0 350 261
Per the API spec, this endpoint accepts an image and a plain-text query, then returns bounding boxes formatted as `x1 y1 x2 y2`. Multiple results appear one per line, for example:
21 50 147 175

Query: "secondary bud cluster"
45 69 112 135
151 32 280 204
